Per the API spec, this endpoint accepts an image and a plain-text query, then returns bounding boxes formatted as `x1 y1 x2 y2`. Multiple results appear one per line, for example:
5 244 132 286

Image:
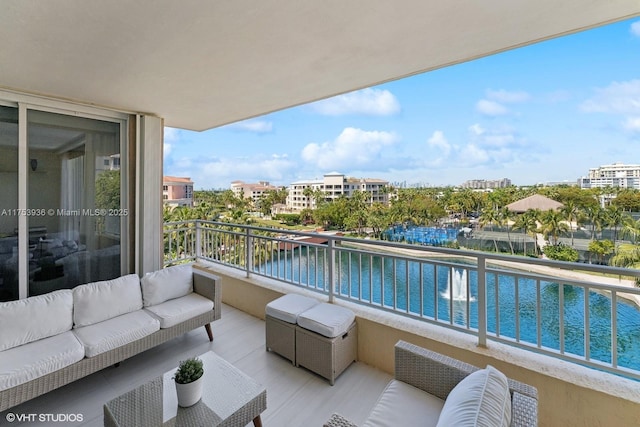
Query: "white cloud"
580 79 640 115
301 127 398 170
164 127 180 142
486 89 531 103
226 119 273 133
167 154 296 189
624 117 640 133
631 21 640 37
309 88 400 116
164 143 172 157
475 99 509 116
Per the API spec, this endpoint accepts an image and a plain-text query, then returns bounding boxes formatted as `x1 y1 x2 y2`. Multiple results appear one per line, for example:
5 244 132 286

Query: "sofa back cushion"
73 274 143 328
0 289 73 351
436 365 511 427
140 264 193 307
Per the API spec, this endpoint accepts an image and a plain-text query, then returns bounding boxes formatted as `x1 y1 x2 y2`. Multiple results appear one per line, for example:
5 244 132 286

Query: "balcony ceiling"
1 1 639 131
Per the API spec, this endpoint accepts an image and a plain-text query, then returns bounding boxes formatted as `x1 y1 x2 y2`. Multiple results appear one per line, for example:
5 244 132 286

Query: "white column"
136 115 163 275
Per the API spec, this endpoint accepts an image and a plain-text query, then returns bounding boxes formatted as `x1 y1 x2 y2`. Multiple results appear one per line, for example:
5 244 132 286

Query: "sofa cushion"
141 264 193 307
144 293 214 328
0 331 84 391
296 303 355 338
265 293 319 324
0 289 73 351
73 274 142 328
436 365 512 427
362 379 444 427
73 310 160 357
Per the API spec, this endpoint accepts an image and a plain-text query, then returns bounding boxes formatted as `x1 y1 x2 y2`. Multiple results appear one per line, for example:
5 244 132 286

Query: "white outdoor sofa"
0 263 221 412
325 341 538 427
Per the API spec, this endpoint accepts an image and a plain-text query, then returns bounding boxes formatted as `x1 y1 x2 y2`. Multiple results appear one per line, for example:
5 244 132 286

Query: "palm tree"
479 205 500 252
584 205 606 240
539 209 569 246
560 200 579 246
610 243 640 270
513 209 539 256
605 205 626 241
500 207 515 254
302 186 314 209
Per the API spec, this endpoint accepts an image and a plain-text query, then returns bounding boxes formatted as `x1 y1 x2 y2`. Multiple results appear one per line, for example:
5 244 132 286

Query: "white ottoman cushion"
266 294 319 324
145 293 214 328
296 303 355 338
436 365 512 427
0 331 84 391
362 379 444 427
73 310 160 357
0 289 73 351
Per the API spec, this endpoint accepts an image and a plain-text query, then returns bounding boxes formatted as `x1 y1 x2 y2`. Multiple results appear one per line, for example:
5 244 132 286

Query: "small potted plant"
173 357 204 407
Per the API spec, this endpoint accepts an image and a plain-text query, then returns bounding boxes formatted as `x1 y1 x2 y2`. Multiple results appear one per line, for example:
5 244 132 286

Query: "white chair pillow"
0 290 73 351
140 264 193 307
436 365 512 427
73 274 143 327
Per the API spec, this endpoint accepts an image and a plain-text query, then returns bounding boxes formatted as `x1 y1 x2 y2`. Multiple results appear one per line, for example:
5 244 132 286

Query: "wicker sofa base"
295 321 357 385
265 314 297 364
0 266 222 412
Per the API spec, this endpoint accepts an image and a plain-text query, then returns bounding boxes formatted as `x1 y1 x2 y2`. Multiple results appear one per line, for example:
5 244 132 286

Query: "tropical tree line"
162 185 640 277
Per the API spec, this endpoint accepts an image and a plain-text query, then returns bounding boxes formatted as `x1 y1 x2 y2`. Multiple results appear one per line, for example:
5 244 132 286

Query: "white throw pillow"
0 290 74 351
436 365 512 427
140 264 193 307
73 274 143 327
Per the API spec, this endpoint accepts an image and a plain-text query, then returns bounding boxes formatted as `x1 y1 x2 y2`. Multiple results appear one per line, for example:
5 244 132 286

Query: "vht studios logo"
5 412 84 423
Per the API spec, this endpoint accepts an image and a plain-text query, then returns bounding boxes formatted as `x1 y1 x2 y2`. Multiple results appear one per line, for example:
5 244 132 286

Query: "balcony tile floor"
2 304 391 426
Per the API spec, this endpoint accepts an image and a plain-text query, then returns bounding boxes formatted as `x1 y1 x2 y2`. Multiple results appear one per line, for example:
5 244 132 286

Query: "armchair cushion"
436 365 511 427
362 379 444 427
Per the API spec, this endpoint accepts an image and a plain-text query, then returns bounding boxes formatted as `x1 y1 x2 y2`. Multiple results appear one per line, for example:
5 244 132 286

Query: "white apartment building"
461 178 511 189
578 162 640 190
230 181 281 206
287 172 389 211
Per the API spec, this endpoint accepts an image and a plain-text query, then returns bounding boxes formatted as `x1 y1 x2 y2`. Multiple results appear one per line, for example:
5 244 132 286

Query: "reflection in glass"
27 110 121 296
0 106 18 301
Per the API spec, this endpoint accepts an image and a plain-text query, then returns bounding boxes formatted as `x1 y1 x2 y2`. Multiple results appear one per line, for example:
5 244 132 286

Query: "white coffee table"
104 351 267 426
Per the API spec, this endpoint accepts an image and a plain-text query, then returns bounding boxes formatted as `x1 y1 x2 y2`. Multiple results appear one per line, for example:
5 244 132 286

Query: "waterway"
260 247 640 375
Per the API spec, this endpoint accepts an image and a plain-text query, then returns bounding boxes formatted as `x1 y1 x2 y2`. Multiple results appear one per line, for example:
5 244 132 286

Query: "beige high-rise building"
287 172 389 211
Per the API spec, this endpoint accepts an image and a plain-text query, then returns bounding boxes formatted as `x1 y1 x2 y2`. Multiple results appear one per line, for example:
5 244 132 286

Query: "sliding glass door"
0 103 127 301
26 110 123 296
0 106 19 301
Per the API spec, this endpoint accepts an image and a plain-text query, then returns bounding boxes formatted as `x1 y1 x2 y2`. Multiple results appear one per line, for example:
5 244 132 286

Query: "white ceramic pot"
175 375 204 407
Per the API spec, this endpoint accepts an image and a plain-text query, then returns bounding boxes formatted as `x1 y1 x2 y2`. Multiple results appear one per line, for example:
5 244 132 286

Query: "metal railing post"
245 227 253 278
195 221 202 261
477 255 487 348
328 239 335 303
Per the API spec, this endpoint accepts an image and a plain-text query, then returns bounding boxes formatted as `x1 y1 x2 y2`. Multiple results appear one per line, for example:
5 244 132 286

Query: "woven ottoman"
295 303 357 385
265 293 319 364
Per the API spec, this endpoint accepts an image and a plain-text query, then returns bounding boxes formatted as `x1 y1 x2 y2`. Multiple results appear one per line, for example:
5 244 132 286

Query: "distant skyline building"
230 180 282 206
287 172 389 211
163 176 194 207
460 178 511 189
578 162 640 190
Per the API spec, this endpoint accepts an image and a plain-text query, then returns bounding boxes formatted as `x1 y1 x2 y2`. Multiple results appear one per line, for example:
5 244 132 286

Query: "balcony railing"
164 220 640 381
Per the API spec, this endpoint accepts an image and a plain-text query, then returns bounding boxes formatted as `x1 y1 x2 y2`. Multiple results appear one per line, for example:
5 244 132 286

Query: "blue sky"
164 18 640 190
